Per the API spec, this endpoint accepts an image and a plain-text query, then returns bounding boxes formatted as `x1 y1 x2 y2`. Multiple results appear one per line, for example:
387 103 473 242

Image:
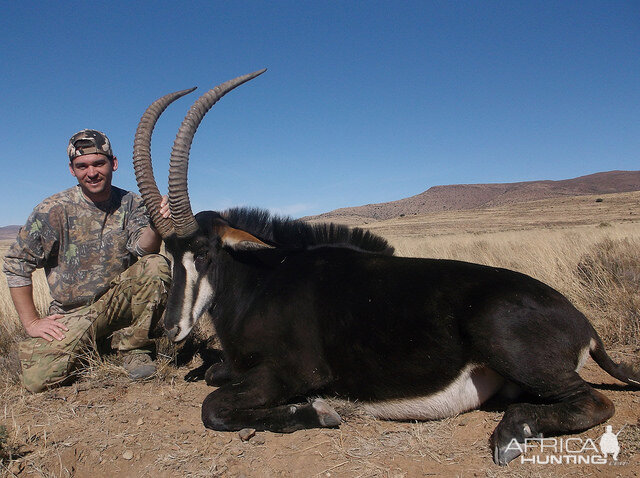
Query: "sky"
1 1 638 226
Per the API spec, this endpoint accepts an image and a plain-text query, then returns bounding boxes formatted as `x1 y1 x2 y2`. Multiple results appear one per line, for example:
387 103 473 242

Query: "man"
3 129 171 392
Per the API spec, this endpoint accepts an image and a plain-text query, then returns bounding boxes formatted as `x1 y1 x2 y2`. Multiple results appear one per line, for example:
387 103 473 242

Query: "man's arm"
9 285 68 341
136 226 163 254
3 206 67 341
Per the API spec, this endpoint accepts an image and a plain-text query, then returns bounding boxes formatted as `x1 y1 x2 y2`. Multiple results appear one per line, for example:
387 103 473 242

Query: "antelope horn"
133 87 197 237
168 69 267 238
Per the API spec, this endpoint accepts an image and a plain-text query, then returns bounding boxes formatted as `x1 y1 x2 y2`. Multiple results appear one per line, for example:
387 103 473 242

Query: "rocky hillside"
305 170 640 223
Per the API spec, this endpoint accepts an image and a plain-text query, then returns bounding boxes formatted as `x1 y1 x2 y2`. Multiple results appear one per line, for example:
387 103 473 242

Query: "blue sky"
1 1 638 226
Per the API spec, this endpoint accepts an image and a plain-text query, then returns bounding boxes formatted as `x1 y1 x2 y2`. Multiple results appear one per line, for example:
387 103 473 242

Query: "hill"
305 170 640 225
359 190 640 239
0 225 20 241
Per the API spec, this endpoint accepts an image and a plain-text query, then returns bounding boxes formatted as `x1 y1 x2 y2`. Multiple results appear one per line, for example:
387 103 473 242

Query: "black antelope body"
133 69 640 465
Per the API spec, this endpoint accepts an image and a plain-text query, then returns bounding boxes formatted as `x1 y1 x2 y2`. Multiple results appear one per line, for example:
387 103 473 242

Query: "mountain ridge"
304 170 640 223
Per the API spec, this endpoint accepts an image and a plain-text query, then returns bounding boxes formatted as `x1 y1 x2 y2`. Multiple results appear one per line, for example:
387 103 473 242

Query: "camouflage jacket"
3 185 152 313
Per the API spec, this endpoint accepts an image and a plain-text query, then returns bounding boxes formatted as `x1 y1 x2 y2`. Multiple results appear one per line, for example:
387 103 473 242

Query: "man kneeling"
3 129 171 392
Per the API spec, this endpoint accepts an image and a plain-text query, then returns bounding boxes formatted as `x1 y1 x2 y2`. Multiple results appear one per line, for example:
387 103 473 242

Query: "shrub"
575 238 640 346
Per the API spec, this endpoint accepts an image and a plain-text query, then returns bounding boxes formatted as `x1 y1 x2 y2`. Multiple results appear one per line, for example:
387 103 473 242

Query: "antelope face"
162 216 221 342
132 69 267 342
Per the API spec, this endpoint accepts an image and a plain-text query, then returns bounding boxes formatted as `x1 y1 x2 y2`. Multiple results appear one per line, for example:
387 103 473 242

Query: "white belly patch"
362 365 504 420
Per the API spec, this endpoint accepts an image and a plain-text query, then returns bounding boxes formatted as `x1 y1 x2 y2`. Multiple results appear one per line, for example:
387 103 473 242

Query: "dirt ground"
1 347 638 478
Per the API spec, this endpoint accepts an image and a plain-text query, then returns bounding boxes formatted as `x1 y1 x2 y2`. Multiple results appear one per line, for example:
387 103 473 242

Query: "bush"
576 238 640 346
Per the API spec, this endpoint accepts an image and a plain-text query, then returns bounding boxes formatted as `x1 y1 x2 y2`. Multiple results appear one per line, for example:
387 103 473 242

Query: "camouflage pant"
19 254 171 393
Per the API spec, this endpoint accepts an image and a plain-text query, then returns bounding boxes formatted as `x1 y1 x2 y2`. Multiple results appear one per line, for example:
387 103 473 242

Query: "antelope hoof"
311 398 342 427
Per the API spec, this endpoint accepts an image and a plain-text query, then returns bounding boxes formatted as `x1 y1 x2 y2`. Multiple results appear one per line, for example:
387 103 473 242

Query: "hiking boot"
122 352 156 380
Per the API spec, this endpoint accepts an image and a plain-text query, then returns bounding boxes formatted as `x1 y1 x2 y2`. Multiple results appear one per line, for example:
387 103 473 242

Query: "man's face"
69 153 118 202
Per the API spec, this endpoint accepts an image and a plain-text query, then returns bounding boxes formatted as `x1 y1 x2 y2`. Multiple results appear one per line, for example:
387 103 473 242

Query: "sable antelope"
133 70 640 465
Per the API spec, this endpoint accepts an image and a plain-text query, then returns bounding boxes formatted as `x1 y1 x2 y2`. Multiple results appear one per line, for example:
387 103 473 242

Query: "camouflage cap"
68 129 113 161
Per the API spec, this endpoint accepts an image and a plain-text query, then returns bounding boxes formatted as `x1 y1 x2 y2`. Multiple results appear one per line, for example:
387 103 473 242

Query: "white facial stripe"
176 252 198 341
175 251 215 342
193 277 214 320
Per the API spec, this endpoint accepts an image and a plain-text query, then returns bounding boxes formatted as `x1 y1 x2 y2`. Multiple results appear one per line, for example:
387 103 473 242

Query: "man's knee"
19 338 73 393
131 254 171 283
22 368 48 393
19 313 94 393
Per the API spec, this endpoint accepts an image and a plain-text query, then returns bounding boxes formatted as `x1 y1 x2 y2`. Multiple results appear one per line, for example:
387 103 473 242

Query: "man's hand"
24 314 69 342
160 195 170 219
139 195 170 254
10 285 69 342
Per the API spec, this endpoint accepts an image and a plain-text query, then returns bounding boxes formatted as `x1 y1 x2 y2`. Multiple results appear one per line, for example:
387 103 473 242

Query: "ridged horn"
168 69 267 238
133 87 197 237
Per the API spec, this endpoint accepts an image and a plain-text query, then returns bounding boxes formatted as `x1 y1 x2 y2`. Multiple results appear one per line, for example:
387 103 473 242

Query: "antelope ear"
219 226 273 251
